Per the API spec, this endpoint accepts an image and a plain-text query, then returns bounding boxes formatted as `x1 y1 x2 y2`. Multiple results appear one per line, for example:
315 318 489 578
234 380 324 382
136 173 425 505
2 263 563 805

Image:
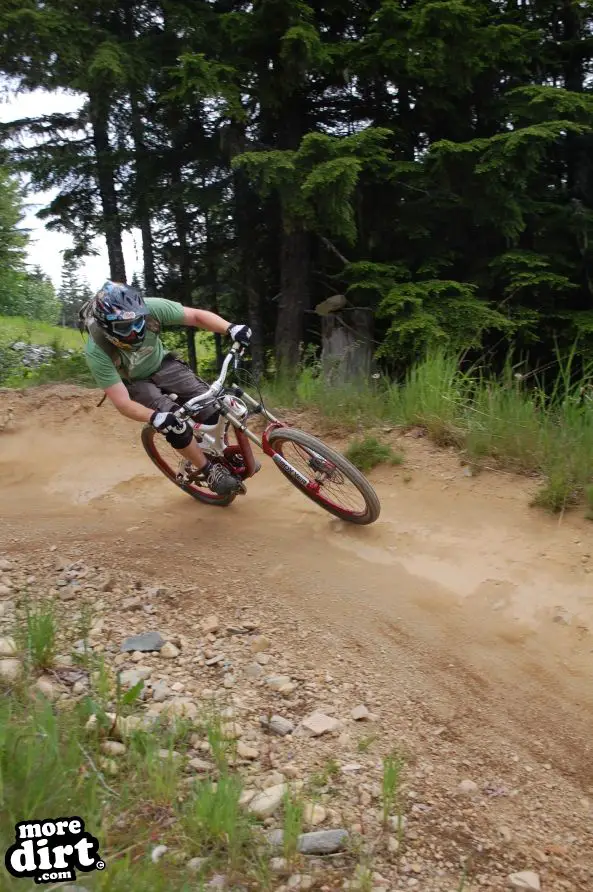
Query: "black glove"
150 410 193 448
150 410 187 435
227 323 252 346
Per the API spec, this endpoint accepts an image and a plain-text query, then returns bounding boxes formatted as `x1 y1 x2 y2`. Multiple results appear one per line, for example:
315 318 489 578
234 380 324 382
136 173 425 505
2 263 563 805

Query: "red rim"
145 429 230 504
270 436 368 518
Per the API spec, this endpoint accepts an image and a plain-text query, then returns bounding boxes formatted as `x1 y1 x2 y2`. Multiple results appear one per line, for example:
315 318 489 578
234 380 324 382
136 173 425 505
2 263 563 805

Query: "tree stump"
320 308 374 384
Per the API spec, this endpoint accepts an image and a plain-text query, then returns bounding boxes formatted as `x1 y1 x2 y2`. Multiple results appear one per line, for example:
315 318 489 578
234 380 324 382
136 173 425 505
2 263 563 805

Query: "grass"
282 787 304 864
381 750 404 829
345 436 403 473
0 314 84 350
15 596 57 672
0 605 284 892
0 315 219 388
310 758 340 791
263 347 593 515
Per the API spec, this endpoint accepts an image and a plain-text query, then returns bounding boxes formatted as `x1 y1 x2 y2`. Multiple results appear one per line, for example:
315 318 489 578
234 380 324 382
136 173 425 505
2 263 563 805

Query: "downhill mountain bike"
141 342 381 525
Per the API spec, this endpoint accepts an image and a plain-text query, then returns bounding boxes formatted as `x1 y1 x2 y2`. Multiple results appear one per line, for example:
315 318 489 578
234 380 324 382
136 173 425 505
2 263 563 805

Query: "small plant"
352 863 374 892
202 709 237 772
183 773 254 869
310 757 340 790
357 733 378 753
382 750 404 829
345 436 403 473
16 597 57 671
282 787 304 864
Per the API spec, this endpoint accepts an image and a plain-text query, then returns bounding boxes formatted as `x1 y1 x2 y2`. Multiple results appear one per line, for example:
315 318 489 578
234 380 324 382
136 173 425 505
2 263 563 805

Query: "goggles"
108 316 146 338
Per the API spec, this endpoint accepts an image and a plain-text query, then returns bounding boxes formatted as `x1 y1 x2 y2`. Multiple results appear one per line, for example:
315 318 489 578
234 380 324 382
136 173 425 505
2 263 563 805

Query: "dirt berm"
1 384 592 890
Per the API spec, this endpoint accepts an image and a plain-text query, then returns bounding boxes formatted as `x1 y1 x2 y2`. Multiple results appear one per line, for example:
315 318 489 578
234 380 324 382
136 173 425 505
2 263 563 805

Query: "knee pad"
165 420 194 449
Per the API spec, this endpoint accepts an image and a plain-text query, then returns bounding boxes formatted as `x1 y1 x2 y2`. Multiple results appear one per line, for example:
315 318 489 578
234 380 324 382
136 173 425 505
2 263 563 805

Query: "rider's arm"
103 382 153 423
182 306 231 335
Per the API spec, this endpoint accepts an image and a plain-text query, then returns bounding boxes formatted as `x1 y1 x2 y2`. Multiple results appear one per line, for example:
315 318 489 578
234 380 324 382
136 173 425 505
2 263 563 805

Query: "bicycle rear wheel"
141 425 236 507
267 427 380 525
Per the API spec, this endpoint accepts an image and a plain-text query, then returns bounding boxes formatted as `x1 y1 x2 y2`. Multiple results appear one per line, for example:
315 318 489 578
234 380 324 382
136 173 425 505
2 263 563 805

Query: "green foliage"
15 597 57 672
345 436 403 472
378 280 512 362
3 0 593 377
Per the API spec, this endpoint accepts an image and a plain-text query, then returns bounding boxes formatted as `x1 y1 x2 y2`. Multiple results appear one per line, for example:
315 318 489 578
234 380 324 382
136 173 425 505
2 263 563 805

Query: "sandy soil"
1 384 592 890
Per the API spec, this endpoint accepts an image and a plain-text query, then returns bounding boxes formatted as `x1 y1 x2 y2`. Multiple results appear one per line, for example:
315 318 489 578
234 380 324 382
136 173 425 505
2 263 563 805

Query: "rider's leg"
126 359 242 495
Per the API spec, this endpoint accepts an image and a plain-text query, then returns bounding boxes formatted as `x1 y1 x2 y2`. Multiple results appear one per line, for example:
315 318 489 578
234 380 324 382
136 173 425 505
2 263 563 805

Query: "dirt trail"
1 385 593 887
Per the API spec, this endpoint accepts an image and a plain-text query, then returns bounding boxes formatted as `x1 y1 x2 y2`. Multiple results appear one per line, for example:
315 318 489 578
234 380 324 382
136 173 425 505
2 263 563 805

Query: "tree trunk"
228 125 265 376
123 2 157 294
562 0 585 198
276 222 310 371
320 309 374 384
130 92 157 294
275 95 310 372
88 90 126 282
170 160 197 372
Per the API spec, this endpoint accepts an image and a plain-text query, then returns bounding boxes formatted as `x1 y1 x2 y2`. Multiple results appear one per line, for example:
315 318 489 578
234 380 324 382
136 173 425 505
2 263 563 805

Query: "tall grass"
263 347 593 514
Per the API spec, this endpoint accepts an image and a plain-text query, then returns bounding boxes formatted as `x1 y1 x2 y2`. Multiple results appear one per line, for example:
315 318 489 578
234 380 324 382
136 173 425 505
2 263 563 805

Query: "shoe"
204 462 244 496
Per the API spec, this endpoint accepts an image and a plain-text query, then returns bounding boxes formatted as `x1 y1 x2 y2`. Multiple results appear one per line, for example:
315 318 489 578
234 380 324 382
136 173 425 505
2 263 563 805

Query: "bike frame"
171 343 326 491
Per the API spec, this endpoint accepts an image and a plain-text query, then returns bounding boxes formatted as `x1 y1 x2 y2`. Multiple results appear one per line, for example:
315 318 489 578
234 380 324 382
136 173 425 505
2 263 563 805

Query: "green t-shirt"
84 297 185 389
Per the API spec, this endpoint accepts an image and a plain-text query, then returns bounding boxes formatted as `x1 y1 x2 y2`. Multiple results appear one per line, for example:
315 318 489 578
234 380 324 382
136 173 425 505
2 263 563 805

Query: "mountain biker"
81 280 252 496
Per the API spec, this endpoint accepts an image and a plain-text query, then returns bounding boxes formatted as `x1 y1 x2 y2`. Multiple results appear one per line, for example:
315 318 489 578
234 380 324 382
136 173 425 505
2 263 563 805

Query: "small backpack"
78 298 161 382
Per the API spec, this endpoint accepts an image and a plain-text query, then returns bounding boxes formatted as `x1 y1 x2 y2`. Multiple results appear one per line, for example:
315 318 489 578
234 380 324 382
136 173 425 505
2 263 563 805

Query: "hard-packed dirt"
1 384 592 891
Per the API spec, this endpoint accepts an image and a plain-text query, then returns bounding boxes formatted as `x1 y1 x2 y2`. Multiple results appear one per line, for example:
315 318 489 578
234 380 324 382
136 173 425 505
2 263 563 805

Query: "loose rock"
265 715 294 737
508 872 541 891
302 711 341 737
160 641 180 659
121 631 165 653
0 658 22 683
101 740 127 757
458 779 479 796
351 704 369 721
33 675 59 700
237 741 259 760
119 668 151 688
202 615 220 634
250 635 271 654
266 674 294 692
304 803 327 827
152 681 171 702
187 857 208 873
249 783 288 817
0 636 17 656
267 829 349 855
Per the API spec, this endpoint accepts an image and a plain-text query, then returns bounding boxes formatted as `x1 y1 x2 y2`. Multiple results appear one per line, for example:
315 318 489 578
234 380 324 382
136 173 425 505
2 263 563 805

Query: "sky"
0 82 142 291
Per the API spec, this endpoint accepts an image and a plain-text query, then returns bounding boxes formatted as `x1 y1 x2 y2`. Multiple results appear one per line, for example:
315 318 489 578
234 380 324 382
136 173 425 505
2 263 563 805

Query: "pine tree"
58 254 88 327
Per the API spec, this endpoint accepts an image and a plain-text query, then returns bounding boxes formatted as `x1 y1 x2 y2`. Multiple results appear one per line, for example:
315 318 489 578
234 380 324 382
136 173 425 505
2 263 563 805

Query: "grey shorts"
126 354 216 421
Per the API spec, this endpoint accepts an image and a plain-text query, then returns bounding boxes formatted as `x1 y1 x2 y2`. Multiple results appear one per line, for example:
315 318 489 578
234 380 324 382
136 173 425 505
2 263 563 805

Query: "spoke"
279 441 367 514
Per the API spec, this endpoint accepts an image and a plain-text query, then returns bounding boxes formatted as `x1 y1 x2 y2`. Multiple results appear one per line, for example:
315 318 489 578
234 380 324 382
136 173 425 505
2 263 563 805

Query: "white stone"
248 783 287 817
0 658 22 683
508 872 541 891
202 615 220 634
457 779 479 796
160 642 180 659
0 636 17 657
302 711 341 736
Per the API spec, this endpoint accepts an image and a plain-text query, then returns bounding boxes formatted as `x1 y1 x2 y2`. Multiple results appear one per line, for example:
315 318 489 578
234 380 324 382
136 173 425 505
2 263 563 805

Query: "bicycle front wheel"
267 427 380 525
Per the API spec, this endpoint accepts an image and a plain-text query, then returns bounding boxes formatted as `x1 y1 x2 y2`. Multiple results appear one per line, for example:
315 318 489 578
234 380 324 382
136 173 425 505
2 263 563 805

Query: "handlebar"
181 342 244 413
